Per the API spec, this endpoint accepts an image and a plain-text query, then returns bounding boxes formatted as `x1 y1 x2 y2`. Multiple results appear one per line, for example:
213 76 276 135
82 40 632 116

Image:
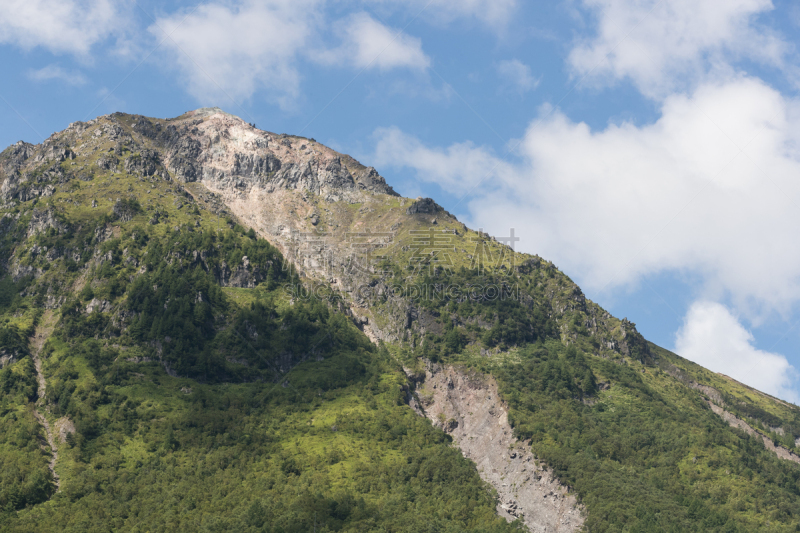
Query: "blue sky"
3 0 800 402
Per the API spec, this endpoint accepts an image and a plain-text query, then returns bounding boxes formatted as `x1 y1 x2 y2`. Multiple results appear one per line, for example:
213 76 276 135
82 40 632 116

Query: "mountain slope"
0 108 799 532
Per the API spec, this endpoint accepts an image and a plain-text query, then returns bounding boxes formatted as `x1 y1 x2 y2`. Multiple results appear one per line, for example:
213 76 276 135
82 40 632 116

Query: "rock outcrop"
139 107 399 201
406 197 444 215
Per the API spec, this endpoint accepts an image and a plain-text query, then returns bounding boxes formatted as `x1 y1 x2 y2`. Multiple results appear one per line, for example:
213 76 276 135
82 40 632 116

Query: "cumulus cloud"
371 126 515 190
675 301 799 403
569 0 786 98
496 59 539 94
365 0 518 29
320 12 430 71
149 0 322 106
27 64 87 86
0 0 123 56
150 2 432 105
372 77 800 319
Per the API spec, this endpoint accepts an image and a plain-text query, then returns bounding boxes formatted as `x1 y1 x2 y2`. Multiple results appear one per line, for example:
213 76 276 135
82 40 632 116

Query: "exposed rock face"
0 351 18 368
411 364 584 532
406 197 443 215
124 149 162 176
216 257 267 288
27 208 65 237
96 153 118 171
0 141 35 184
142 107 398 201
707 402 800 464
1 160 69 202
86 298 112 314
665 366 800 465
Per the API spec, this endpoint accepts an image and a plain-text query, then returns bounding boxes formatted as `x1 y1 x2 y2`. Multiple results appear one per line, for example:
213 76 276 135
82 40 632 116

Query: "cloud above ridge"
372 76 800 321
675 301 800 403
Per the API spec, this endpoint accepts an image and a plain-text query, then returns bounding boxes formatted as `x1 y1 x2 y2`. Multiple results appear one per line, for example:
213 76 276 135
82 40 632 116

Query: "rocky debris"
406 197 444 215
44 146 74 163
124 149 162 176
690 382 724 405
54 417 75 444
707 401 800 464
94 224 113 244
11 262 42 282
27 207 65 237
28 311 60 493
410 364 584 532
86 298 112 313
1 161 72 202
96 153 119 171
97 121 126 141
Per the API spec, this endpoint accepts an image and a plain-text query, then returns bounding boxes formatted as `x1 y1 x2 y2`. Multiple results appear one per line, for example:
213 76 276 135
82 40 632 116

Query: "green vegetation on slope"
3 112 800 532
0 166 518 531
372 249 800 531
0 356 52 511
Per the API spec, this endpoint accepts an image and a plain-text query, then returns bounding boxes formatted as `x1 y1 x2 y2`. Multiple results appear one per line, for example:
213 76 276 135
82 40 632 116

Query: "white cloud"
675 301 799 403
0 0 123 56
149 0 322 106
569 0 786 98
365 0 518 29
321 12 430 71
371 126 514 191
371 77 800 320
27 64 87 86
496 59 539 94
150 3 431 105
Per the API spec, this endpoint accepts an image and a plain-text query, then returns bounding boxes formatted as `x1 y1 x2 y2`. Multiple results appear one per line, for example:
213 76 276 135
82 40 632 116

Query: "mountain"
0 107 799 532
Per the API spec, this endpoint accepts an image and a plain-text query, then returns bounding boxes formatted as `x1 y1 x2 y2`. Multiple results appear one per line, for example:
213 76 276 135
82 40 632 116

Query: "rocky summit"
1 108 800 532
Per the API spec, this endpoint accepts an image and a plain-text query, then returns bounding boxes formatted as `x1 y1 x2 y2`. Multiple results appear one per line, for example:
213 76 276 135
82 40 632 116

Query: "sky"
3 0 800 402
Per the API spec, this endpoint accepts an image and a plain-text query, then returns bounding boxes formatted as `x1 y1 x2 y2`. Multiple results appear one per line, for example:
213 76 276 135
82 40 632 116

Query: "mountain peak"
188 106 234 119
3 110 800 531
3 110 399 201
